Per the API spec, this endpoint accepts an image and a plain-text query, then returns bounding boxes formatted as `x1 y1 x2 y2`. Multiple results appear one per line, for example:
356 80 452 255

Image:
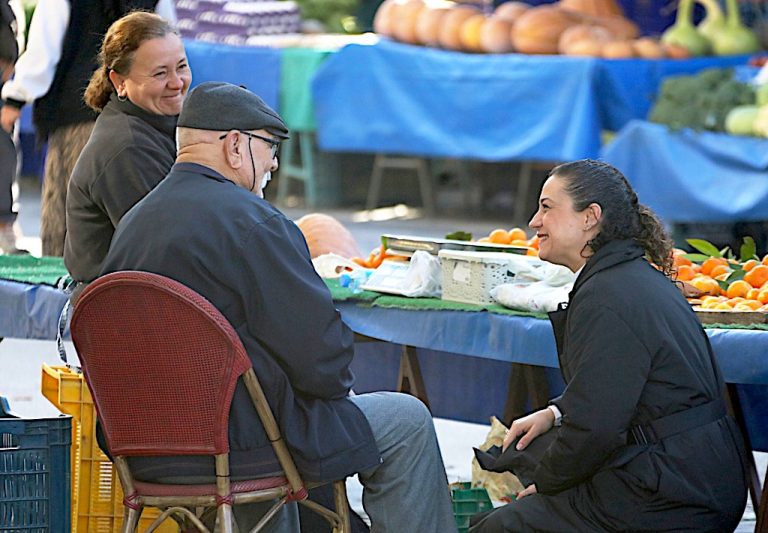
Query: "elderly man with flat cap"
100 82 457 531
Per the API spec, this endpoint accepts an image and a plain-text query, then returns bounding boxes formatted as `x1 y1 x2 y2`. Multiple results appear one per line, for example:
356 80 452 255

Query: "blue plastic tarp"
312 40 602 161
312 39 751 161
184 39 281 110
601 120 768 223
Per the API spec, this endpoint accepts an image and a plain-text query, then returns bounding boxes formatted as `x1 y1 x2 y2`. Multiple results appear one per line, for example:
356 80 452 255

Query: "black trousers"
0 126 17 223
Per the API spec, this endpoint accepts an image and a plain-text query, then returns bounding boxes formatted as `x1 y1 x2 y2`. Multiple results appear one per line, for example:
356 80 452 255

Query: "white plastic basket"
438 250 540 305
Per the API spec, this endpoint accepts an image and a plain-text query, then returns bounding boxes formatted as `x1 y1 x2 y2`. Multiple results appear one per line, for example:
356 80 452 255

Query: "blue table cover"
601 120 768 223
184 39 281 110
312 39 749 161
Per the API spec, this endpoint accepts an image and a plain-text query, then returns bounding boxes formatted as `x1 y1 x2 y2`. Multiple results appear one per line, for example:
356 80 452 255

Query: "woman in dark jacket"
472 159 748 532
64 12 190 289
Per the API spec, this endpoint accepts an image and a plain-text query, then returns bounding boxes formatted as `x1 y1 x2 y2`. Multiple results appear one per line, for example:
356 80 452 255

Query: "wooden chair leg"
397 345 431 410
333 480 351 533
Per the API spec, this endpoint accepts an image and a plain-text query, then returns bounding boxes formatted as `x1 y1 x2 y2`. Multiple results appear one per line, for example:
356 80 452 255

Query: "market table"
311 39 749 160
601 120 768 223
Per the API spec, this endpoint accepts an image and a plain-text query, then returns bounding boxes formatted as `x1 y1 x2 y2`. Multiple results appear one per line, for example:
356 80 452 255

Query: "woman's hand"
502 408 555 452
516 483 538 500
1 105 20 133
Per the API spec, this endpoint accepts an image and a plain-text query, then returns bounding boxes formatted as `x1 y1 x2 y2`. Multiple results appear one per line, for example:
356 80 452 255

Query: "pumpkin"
590 14 639 39
559 0 625 18
480 16 516 53
373 0 397 36
392 0 428 44
493 1 530 22
512 5 582 54
601 39 636 58
663 42 693 59
558 23 613 53
415 5 453 46
632 37 667 58
439 5 481 50
460 13 487 52
295 213 362 260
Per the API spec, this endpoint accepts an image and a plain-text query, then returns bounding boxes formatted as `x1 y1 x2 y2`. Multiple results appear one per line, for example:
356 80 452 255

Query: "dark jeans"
0 126 18 223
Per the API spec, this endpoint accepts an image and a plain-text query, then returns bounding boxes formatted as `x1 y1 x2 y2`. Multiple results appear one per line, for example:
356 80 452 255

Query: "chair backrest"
70 271 251 457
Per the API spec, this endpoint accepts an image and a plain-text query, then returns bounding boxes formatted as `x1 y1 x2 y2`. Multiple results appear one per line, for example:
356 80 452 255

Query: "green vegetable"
695 0 726 44
711 0 761 56
445 231 473 241
661 0 711 56
724 105 759 135
649 68 756 132
756 83 768 106
753 105 768 137
294 0 360 34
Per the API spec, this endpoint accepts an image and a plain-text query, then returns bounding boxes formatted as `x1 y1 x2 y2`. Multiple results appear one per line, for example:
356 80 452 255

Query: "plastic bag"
471 416 524 501
399 250 442 297
311 253 364 279
490 262 575 313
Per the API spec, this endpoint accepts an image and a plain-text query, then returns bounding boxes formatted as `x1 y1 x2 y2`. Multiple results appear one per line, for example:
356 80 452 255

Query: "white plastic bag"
490 261 575 313
400 250 442 297
311 253 363 279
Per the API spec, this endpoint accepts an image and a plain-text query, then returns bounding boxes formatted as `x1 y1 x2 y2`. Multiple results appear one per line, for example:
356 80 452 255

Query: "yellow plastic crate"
41 364 177 533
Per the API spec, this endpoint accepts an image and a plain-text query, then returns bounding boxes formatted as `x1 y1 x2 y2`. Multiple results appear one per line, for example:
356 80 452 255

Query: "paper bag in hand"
473 428 557 487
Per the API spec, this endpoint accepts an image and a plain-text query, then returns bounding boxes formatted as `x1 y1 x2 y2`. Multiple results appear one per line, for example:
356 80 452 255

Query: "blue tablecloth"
184 39 281 110
312 39 749 161
601 120 768 223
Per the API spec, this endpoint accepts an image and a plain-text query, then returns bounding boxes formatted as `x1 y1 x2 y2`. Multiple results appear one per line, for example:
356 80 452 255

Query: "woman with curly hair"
472 159 748 532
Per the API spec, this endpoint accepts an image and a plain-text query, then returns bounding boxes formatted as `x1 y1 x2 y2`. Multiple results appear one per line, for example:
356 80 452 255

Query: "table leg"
725 383 766 532
396 345 431 410
503 363 550 426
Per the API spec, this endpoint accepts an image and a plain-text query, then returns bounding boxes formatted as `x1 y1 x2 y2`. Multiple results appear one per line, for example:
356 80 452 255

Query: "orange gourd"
295 213 362 260
493 1 530 22
480 16 516 53
438 5 481 50
512 5 582 54
558 23 613 54
415 5 453 46
559 0 625 18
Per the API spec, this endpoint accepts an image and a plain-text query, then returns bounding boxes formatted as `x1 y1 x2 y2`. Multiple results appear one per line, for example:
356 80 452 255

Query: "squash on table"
660 0 711 56
460 13 487 52
493 1 530 22
558 23 613 54
295 213 362 260
633 37 667 58
391 0 428 44
710 0 761 55
438 5 481 50
663 42 692 58
601 39 635 58
512 5 582 54
416 4 454 46
373 0 397 36
590 14 639 40
559 0 624 18
696 0 726 43
480 16 516 53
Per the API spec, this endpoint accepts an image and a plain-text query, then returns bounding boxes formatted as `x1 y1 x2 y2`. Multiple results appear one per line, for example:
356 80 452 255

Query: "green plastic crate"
450 482 493 533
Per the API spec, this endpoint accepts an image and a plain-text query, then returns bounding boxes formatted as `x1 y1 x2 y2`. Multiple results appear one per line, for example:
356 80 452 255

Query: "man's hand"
1 105 19 133
502 407 555 452
516 483 538 500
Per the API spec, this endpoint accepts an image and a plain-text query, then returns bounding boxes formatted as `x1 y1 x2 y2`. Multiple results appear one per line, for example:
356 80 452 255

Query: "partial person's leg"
40 121 94 256
348 391 457 533
0 127 20 253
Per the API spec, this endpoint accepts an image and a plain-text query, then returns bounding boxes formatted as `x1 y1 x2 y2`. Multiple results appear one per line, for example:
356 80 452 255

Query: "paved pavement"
3 175 761 530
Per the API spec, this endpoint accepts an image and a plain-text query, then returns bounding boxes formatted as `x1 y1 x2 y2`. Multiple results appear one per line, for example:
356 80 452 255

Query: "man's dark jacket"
100 162 380 483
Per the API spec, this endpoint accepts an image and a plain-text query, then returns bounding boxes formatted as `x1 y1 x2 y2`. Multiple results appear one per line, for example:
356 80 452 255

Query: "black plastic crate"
0 414 72 533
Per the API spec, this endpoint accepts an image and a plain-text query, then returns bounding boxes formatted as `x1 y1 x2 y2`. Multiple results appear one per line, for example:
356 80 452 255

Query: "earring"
117 90 127 102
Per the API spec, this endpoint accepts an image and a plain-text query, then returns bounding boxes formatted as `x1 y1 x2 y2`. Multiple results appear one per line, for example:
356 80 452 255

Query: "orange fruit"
726 297 745 307
690 276 721 296
674 265 696 281
747 288 760 300
740 300 763 311
708 264 730 278
713 302 733 310
526 247 538 257
762 254 768 266
508 227 528 242
673 254 693 267
758 288 768 304
726 280 751 299
510 239 530 247
477 237 492 243
527 235 539 250
489 229 512 244
700 257 728 276
745 265 768 288
742 259 759 272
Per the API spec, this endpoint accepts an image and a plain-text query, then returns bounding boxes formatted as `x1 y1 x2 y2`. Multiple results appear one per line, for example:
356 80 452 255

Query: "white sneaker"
0 221 29 255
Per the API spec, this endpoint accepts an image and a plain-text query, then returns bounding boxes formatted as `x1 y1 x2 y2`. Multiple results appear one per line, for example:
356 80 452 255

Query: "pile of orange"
673 249 768 312
476 227 539 257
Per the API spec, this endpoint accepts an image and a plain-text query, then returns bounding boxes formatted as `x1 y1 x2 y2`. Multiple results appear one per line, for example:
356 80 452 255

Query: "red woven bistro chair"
70 271 351 533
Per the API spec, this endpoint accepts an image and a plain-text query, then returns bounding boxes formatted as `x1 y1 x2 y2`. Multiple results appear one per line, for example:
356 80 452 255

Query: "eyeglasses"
219 130 280 158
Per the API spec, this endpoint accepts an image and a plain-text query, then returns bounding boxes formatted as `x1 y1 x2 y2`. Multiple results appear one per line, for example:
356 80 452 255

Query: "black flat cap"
178 81 289 139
